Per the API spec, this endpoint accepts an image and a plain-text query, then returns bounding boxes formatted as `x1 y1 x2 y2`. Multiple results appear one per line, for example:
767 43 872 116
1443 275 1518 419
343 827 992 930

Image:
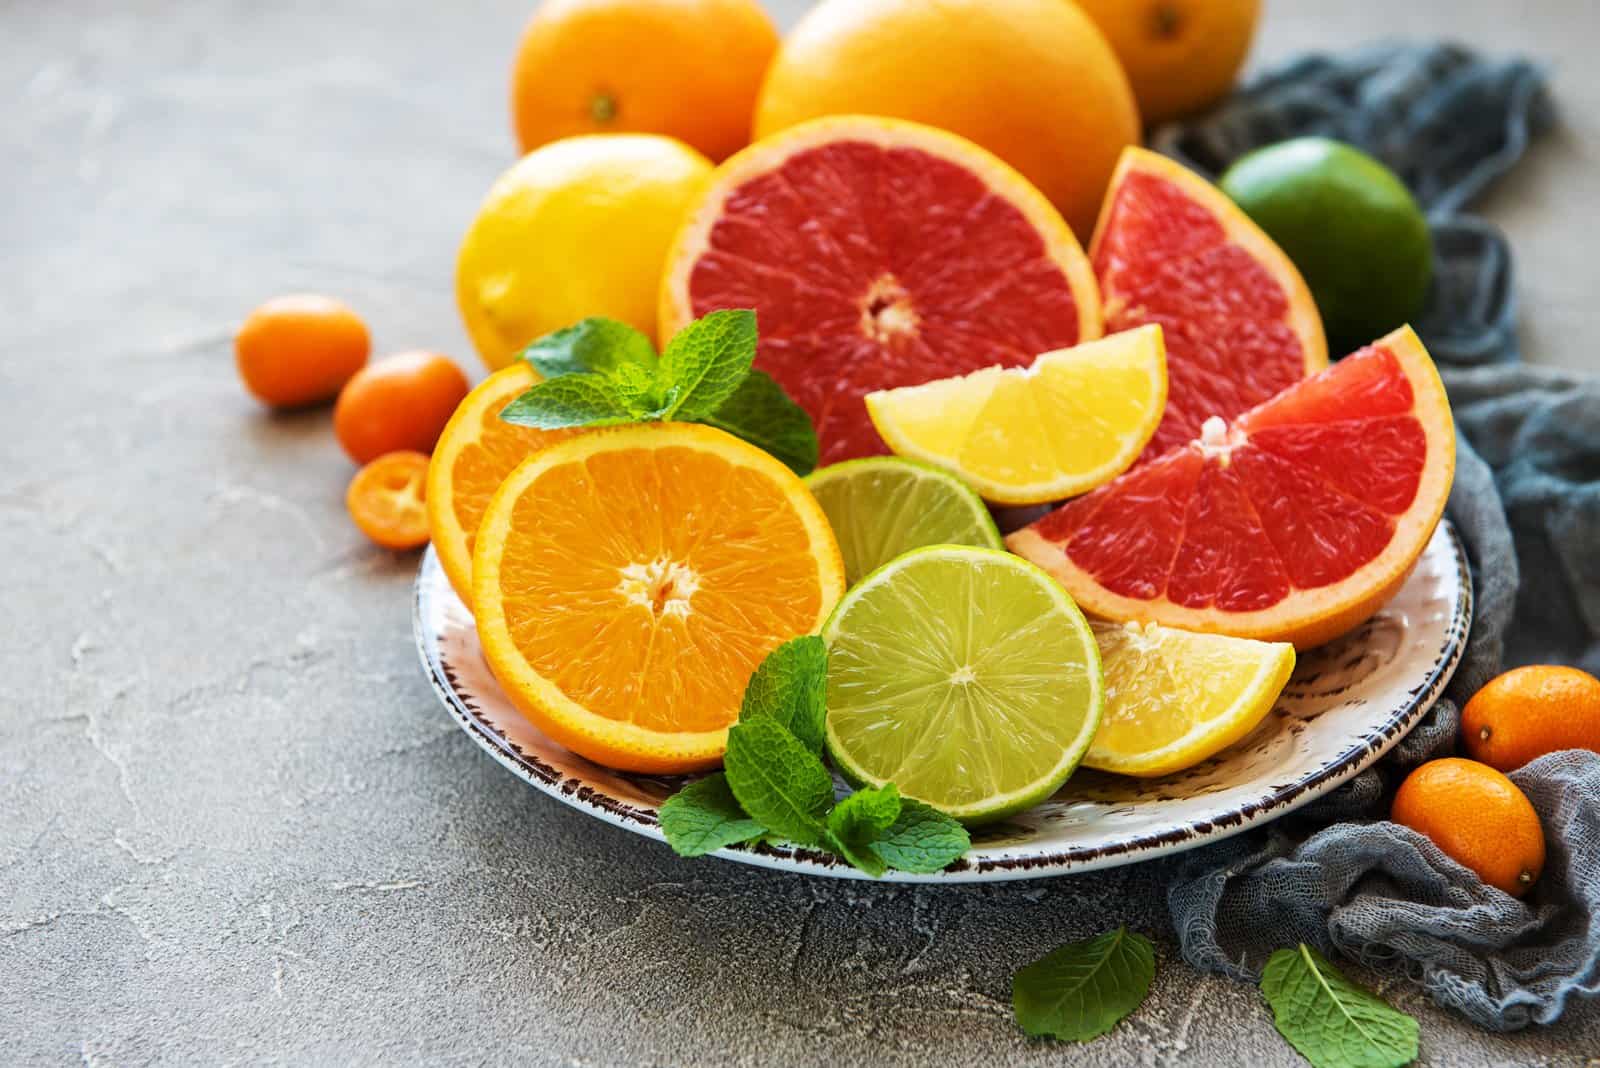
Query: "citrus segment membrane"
471 424 845 773
1087 620 1295 777
1091 148 1325 462
662 116 1102 465
864 325 1167 504
1009 326 1455 649
804 458 1003 586
822 546 1103 824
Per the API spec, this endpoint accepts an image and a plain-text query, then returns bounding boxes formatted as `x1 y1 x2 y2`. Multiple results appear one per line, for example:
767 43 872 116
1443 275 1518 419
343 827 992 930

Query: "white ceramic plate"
415 521 1470 883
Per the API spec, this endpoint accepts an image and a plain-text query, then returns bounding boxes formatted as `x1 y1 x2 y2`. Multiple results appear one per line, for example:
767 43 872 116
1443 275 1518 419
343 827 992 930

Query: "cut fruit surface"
472 423 845 773
1008 326 1455 649
822 546 1103 824
1087 620 1295 778
1092 147 1326 462
425 362 587 606
805 457 1003 586
660 115 1102 465
864 324 1167 505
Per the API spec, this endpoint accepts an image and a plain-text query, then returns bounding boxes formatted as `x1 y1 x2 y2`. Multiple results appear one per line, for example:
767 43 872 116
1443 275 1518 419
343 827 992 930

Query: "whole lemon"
1072 0 1261 124
510 0 778 162
1220 137 1432 352
753 0 1139 239
456 134 713 370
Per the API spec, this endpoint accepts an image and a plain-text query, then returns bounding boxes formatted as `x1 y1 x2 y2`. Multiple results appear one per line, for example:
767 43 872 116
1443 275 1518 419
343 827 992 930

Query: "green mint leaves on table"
501 310 818 475
1260 944 1419 1068
1012 927 1156 1042
659 635 971 876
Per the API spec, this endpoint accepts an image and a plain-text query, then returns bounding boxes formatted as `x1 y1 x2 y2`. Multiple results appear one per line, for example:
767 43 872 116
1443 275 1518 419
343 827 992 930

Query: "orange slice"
1008 326 1455 649
1092 146 1327 463
659 115 1102 465
425 362 587 606
472 423 846 772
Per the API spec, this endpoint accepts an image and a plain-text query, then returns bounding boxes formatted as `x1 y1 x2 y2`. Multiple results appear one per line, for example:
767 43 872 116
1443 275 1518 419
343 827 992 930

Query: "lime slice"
863 326 1167 505
1086 621 1296 777
822 546 1103 824
805 458 1004 585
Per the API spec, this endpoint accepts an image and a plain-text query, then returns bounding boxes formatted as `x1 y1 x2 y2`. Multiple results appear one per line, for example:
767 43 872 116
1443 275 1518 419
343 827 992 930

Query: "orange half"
426 362 587 606
472 423 846 772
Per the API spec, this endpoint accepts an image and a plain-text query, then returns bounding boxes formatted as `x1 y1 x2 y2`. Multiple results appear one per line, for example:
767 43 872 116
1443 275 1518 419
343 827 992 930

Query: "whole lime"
1220 137 1431 350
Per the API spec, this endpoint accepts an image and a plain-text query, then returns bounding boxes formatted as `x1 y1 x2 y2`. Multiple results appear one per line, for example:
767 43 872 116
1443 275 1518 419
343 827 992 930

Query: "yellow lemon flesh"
456 134 713 370
863 325 1167 505
1086 620 1295 778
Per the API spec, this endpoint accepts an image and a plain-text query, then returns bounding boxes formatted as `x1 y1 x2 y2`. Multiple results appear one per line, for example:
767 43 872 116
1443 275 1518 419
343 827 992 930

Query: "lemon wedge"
1086 619 1295 778
863 325 1166 505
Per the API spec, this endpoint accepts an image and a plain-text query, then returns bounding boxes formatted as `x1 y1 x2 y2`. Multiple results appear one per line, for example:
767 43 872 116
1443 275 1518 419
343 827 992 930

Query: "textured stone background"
3 1 1597 1064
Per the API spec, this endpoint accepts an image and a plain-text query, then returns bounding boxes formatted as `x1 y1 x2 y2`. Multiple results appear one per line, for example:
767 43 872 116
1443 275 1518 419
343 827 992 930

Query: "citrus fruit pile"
238 0 1563 882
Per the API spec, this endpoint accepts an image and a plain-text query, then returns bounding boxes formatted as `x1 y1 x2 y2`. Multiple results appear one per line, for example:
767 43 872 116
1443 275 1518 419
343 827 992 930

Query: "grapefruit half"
660 115 1102 465
1007 326 1455 649
1093 147 1327 462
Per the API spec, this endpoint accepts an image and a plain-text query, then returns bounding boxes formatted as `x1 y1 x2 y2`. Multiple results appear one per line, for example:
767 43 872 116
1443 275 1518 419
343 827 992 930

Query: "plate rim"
415 521 1472 884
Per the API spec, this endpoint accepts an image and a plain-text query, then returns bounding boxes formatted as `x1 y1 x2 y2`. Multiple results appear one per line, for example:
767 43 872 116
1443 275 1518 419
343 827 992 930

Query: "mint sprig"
656 773 763 857
1012 927 1155 1042
658 636 970 876
1260 944 1419 1068
502 310 818 475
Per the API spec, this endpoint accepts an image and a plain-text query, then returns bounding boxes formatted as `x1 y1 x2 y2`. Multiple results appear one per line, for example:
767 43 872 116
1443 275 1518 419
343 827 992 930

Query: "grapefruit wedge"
660 115 1102 465
1007 326 1455 649
1092 147 1327 462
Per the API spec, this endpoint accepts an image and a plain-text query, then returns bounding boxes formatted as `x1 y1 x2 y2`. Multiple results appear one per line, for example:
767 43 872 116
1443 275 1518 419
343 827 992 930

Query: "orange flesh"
494 444 826 733
348 451 430 550
450 384 584 566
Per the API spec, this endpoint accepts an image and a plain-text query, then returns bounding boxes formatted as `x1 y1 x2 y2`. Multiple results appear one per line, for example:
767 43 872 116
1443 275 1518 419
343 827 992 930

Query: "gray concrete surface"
3 1 1597 1064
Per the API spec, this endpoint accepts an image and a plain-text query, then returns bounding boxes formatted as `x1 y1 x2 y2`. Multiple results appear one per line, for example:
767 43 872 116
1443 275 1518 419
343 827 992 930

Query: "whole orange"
1462 665 1600 772
1391 758 1545 898
235 294 369 409
753 0 1140 238
1071 0 1262 125
510 0 779 162
334 352 471 465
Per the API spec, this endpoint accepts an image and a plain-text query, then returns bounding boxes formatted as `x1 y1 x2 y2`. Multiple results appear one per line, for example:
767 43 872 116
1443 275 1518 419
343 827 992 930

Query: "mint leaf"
1013 927 1155 1042
499 374 633 429
610 360 669 419
658 308 756 420
823 784 902 877
1260 944 1419 1068
870 798 970 874
701 370 819 475
723 717 831 846
740 635 827 752
658 773 764 857
518 317 657 379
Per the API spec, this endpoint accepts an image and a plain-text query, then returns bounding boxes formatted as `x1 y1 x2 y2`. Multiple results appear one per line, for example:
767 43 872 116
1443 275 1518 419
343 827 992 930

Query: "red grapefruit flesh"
1007 326 1455 649
1092 147 1327 463
660 116 1102 465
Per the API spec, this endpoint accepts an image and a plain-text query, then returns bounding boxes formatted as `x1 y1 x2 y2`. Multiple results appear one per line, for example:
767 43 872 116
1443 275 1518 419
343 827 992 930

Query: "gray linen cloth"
1148 43 1600 1030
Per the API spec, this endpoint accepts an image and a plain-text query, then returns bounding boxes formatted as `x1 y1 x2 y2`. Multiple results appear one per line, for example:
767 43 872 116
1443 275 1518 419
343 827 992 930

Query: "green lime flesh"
821 546 1103 825
805 458 1003 586
1220 136 1432 352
